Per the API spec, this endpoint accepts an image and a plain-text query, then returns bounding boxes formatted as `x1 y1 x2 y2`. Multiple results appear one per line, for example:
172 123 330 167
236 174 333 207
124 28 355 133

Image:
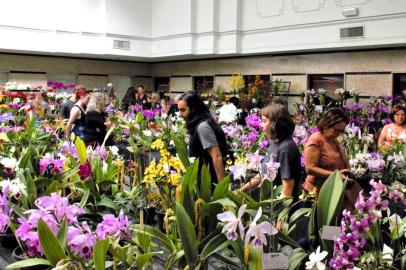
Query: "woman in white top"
378 105 406 145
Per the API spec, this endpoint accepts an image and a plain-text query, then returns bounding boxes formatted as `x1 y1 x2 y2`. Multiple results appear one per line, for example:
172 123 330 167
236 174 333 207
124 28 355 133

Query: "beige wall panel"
76 75 108 90
170 77 192 93
214 76 233 93
8 73 47 89
345 74 392 97
272 75 307 95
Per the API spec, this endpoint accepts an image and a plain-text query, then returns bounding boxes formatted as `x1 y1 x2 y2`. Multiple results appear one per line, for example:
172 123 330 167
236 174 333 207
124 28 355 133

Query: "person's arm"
378 125 388 146
66 107 79 140
207 145 225 182
281 179 295 197
240 173 261 192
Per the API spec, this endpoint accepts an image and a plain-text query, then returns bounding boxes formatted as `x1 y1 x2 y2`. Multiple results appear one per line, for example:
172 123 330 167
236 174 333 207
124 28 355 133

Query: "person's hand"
339 168 350 175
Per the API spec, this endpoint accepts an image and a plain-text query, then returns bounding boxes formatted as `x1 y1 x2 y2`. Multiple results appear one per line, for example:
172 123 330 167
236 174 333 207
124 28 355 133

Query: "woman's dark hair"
389 105 406 123
261 103 295 140
179 91 214 134
317 107 349 131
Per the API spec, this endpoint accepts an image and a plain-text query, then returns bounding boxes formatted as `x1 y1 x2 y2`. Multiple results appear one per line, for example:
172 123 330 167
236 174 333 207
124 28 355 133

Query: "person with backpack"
66 87 90 141
177 91 228 183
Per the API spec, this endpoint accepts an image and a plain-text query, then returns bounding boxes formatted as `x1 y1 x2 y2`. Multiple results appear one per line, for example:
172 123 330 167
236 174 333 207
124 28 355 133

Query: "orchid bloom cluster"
0 186 12 233
39 155 65 176
0 156 18 174
217 205 277 247
15 193 131 259
245 113 262 129
329 180 406 269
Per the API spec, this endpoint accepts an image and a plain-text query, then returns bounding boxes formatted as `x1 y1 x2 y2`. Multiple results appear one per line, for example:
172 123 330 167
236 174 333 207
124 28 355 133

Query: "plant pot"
0 231 18 249
12 247 50 270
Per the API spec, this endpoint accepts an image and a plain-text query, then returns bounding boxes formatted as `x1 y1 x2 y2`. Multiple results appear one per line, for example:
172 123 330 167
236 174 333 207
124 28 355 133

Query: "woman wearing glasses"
304 108 361 208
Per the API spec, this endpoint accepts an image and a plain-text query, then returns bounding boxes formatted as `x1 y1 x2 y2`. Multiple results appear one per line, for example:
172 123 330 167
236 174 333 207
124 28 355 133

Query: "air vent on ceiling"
113 40 130 50
340 26 364 39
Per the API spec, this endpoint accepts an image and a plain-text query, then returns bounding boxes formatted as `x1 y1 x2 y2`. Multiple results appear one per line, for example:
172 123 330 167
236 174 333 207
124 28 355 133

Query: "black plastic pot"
12 247 50 270
0 231 18 249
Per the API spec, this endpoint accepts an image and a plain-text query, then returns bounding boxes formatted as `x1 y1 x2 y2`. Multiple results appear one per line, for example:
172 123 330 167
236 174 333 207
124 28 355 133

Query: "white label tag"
315 105 324 112
321 225 341 241
237 109 243 113
263 253 289 270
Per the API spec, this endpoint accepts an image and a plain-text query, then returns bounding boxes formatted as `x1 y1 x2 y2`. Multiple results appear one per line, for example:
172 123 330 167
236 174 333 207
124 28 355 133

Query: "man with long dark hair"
178 91 227 182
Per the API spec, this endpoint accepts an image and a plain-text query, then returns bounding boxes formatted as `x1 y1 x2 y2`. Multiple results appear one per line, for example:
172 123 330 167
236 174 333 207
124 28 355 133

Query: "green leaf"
200 164 211 202
137 232 151 253
181 159 199 193
101 126 115 148
74 136 87 164
207 198 236 208
37 219 66 267
248 246 262 270
6 258 52 269
229 238 244 264
212 176 230 201
175 203 198 268
173 136 190 168
180 184 194 221
165 251 185 270
401 253 406 270
94 239 110 270
80 189 90 208
278 232 301 249
57 219 68 250
136 252 163 270
288 248 308 270
133 224 176 254
44 181 58 195
97 196 118 210
289 208 311 224
200 234 229 260
317 170 346 227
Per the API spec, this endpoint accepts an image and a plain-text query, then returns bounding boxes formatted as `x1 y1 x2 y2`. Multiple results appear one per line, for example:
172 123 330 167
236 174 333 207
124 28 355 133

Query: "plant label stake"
262 253 289 270
321 225 341 241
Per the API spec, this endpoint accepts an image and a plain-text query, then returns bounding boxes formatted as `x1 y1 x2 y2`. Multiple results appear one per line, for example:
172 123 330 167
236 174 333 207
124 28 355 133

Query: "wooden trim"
272 73 306 76
345 72 391 75
170 75 192 77
9 71 46 74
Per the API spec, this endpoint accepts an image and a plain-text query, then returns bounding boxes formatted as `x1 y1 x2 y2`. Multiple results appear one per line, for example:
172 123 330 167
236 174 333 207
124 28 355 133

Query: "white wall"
0 0 405 59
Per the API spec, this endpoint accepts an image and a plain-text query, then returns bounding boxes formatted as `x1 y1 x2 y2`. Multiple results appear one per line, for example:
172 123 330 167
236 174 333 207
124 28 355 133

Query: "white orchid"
217 204 247 241
245 207 277 247
108 146 119 157
305 246 328 270
0 157 18 173
382 244 393 263
246 150 264 170
260 159 280 184
0 178 26 199
387 214 405 237
143 130 152 137
229 162 247 180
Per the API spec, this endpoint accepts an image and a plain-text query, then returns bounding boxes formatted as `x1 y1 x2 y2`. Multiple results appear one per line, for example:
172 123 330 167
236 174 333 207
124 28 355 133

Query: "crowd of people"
25 84 406 211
